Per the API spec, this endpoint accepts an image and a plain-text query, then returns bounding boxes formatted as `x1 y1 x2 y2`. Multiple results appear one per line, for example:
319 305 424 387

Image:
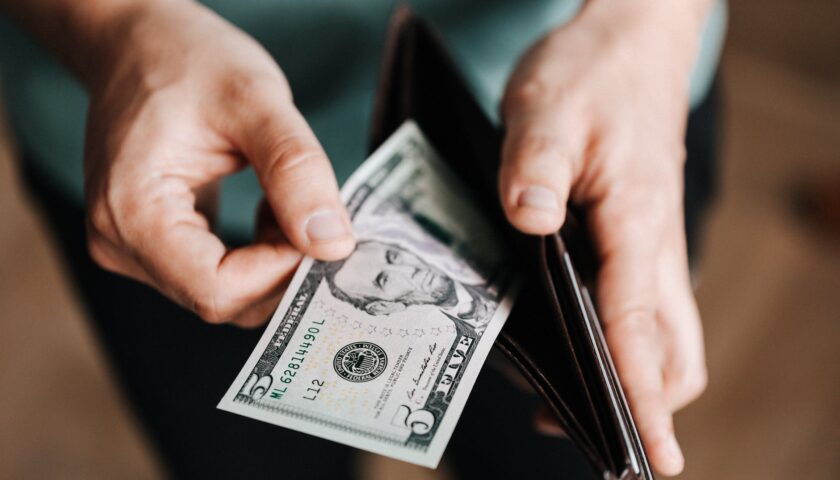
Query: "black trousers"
18 84 718 480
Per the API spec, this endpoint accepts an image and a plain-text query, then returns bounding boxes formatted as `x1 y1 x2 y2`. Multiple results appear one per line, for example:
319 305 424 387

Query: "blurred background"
0 0 837 478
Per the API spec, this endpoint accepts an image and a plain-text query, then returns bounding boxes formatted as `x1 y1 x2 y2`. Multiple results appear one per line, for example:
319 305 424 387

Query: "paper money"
218 121 517 468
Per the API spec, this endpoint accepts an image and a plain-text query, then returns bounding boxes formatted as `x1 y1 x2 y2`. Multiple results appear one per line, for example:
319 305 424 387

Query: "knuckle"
612 306 658 334
88 169 146 245
221 73 289 107
667 362 708 408
87 202 114 238
606 185 674 236
86 235 119 273
190 273 250 325
229 306 273 330
504 79 551 112
681 366 708 401
87 178 124 236
105 190 144 243
192 292 237 325
512 131 561 163
263 135 325 181
222 75 260 104
85 201 123 273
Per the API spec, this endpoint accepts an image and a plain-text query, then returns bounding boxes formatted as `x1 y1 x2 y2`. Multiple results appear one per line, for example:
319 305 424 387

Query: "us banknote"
218 121 517 468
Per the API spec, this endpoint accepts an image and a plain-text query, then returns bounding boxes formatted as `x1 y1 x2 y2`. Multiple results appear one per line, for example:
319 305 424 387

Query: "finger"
499 111 584 235
658 218 707 412
216 198 296 329
235 92 354 261
592 192 684 476
534 404 568 438
605 312 684 476
122 179 301 324
86 223 153 283
228 286 286 329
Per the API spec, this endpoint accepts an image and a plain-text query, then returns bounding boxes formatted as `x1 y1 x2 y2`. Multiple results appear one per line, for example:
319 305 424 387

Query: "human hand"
501 1 711 475
83 1 355 328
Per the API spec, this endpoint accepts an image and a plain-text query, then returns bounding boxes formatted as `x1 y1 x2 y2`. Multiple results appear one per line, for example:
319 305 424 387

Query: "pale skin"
0 0 711 475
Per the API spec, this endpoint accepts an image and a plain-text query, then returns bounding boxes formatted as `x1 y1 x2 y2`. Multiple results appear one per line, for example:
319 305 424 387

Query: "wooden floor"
0 1 838 478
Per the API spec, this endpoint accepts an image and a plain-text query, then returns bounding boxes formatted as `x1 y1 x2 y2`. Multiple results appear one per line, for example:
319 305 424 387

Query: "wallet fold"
369 7 653 480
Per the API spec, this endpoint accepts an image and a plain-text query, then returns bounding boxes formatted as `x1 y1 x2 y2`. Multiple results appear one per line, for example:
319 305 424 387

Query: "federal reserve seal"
333 342 388 383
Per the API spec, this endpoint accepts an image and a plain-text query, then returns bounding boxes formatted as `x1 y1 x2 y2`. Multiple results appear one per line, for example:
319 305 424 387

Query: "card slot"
546 235 652 479
541 238 622 473
580 279 652 480
495 265 605 460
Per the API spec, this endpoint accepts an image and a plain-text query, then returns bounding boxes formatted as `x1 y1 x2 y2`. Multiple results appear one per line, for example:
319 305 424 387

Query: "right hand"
499 2 710 474
83 1 355 327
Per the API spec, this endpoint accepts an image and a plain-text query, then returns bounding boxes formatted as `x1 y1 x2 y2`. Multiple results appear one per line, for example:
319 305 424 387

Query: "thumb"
499 109 583 236
237 97 355 260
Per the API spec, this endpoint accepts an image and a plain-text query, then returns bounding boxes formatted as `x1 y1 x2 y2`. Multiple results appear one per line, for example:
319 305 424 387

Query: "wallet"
368 8 653 480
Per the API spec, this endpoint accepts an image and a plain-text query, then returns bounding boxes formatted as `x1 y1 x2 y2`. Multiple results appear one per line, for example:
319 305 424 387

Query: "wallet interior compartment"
495 269 608 474
543 234 646 477
369 8 644 478
370 7 503 216
540 237 625 473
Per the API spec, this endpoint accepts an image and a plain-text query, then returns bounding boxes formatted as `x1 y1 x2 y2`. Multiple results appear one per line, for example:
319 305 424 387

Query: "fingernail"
304 209 351 244
518 186 559 211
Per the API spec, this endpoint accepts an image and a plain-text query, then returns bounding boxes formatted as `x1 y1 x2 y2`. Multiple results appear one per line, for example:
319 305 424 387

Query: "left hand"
500 1 712 476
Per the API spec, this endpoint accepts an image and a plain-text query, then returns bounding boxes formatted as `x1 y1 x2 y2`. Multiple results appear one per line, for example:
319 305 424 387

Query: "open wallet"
368 7 654 480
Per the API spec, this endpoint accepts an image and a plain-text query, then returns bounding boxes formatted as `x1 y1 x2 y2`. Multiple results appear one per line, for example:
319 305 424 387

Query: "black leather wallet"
368 8 653 480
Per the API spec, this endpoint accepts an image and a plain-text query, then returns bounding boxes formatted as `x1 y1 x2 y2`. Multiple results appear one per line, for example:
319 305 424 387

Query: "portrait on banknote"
219 122 517 467
322 237 498 335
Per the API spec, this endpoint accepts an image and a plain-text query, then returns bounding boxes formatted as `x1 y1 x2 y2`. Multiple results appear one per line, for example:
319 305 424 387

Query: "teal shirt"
0 0 726 239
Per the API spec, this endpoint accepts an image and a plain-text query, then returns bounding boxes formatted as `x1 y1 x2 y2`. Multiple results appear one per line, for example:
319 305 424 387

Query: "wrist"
577 0 714 71
582 0 714 30
4 0 200 90
77 0 199 90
